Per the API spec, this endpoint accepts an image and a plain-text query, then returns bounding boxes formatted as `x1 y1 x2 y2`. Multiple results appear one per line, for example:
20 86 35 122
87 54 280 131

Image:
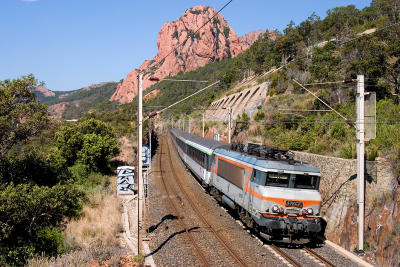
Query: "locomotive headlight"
307 208 313 215
302 209 307 215
272 205 279 213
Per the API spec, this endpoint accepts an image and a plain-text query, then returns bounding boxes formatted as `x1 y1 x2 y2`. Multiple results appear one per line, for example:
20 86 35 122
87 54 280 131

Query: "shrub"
0 183 84 265
338 142 356 159
254 110 265 121
35 227 65 256
133 254 145 264
77 134 120 172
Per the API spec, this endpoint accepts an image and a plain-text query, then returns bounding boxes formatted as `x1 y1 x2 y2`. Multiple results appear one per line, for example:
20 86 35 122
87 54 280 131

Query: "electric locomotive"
170 128 322 242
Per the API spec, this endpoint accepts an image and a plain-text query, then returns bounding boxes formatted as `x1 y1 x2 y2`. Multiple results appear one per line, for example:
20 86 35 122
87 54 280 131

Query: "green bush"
35 227 65 256
338 142 356 159
56 118 120 172
254 110 265 121
0 183 84 266
77 134 120 172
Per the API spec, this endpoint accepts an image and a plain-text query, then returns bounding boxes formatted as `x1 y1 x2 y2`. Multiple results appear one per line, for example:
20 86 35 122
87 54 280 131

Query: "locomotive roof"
170 128 228 155
214 147 321 175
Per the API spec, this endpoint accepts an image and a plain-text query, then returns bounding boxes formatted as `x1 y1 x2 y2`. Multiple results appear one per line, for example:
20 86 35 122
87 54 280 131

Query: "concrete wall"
206 81 268 121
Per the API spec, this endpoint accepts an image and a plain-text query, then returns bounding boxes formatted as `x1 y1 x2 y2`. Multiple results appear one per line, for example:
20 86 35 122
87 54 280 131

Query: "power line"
303 80 356 86
339 21 400 46
278 108 333 112
294 79 355 127
161 79 209 83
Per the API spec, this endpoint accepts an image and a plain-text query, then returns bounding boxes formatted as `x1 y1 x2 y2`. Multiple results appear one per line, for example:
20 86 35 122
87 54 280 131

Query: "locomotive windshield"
252 169 320 190
293 174 319 189
266 172 289 187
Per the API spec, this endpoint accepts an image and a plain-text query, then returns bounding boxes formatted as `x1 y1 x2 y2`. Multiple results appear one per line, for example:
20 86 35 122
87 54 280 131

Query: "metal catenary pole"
137 73 143 255
356 74 365 252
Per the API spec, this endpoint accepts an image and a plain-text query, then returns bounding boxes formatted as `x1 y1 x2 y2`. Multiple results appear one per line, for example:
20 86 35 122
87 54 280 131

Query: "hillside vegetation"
139 0 400 179
0 75 122 266
36 82 119 119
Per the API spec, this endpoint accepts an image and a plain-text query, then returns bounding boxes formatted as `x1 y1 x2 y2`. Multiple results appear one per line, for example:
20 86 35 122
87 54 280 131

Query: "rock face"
82 81 113 91
111 5 271 104
48 102 69 119
34 85 55 97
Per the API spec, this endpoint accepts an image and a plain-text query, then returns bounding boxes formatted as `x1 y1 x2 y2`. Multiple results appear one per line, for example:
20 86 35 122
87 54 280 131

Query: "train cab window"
293 175 319 190
252 169 266 185
266 172 289 187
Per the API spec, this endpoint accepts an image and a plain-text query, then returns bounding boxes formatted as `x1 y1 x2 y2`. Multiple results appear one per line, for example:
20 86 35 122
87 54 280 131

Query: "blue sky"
0 0 371 91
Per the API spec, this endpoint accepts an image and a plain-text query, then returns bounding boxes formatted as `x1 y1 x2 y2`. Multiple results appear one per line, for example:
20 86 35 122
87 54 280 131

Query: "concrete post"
137 73 143 255
356 74 365 252
149 120 151 171
228 107 232 143
202 113 205 137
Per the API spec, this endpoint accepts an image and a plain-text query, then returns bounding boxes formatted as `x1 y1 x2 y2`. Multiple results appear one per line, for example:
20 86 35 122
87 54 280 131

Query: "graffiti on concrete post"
117 166 135 195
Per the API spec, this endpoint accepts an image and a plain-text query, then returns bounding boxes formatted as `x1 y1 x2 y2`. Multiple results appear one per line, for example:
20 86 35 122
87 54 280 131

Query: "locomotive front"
249 160 322 242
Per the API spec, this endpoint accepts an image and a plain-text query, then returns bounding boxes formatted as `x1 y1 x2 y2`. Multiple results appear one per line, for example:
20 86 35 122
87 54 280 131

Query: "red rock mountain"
34 85 55 97
111 5 271 104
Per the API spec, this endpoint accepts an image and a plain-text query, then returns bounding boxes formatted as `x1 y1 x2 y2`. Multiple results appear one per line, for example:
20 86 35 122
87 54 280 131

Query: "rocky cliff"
34 85 55 97
111 5 272 104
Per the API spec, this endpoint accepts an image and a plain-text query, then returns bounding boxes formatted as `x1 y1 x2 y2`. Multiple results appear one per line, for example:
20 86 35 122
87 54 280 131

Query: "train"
170 128 322 243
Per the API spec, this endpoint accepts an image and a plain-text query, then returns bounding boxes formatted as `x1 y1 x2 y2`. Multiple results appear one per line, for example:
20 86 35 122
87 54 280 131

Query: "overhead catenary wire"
293 79 355 127
303 80 356 86
161 78 209 83
144 81 220 121
339 21 400 46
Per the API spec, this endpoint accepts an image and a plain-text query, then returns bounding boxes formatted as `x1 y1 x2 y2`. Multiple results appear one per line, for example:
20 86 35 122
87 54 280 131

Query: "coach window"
266 172 289 187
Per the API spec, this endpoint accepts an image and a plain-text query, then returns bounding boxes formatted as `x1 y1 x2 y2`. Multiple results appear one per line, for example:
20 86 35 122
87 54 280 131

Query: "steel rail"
269 244 302 267
303 247 336 267
158 138 211 267
165 135 248 267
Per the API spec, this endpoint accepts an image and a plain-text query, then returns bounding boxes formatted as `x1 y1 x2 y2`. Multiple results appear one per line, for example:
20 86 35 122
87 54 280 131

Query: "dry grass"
64 186 122 251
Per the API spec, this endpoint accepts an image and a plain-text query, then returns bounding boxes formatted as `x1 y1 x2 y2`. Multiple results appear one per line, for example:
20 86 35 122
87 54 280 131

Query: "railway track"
159 136 248 267
266 243 336 267
303 247 335 267
158 137 210 266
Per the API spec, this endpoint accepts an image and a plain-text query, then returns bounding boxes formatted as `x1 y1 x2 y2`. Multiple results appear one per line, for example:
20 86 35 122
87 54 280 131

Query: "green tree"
55 118 119 171
77 133 120 172
0 74 48 158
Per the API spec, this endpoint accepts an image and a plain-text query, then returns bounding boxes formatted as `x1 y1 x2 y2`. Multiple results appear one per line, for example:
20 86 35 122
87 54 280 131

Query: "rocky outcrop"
48 102 69 119
82 81 113 91
143 89 160 101
111 5 270 104
34 85 55 97
238 30 275 48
